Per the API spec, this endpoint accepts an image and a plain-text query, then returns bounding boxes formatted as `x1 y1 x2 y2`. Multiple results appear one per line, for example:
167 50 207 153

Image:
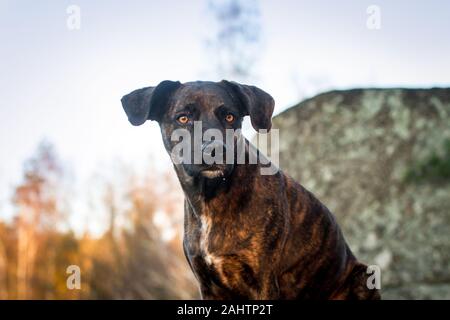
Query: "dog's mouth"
200 168 225 178
181 163 233 179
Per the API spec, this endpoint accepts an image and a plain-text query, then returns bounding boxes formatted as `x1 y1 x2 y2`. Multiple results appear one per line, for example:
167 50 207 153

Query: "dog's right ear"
121 80 181 125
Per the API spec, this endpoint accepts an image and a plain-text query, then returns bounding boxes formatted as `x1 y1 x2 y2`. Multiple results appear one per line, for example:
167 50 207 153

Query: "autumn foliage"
0 142 197 299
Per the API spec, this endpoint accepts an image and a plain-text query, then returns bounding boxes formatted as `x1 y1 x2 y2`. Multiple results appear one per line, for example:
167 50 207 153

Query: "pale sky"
1 0 449 233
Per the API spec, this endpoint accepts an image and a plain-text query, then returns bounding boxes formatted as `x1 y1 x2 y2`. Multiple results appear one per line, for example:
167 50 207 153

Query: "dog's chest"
185 215 228 286
185 214 259 295
198 215 222 266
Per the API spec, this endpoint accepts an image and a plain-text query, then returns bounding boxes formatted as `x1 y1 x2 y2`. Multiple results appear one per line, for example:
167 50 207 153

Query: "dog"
121 80 380 300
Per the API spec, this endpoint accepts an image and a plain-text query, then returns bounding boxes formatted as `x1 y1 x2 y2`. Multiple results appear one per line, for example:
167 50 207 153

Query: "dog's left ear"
221 80 275 131
121 80 181 125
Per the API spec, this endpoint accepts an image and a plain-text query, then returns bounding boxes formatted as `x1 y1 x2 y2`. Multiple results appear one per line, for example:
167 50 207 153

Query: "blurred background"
0 0 449 299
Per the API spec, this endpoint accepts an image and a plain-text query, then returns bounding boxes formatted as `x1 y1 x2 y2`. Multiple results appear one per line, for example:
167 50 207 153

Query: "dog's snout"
202 140 226 157
201 141 223 154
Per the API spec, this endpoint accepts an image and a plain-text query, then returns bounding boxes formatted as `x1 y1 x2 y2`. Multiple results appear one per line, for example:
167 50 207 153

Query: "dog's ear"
220 80 275 131
121 80 181 125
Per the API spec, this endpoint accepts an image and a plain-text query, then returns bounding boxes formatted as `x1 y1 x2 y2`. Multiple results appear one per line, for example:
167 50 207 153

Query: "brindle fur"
121 80 381 300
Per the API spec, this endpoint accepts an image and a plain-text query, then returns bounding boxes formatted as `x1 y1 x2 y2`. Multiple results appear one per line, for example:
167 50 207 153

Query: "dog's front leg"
256 273 280 300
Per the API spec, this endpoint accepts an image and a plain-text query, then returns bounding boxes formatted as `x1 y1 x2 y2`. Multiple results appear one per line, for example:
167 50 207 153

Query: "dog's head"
121 80 274 179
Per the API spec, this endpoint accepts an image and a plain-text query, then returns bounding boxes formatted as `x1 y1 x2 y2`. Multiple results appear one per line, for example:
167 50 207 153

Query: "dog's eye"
177 115 189 124
225 114 235 123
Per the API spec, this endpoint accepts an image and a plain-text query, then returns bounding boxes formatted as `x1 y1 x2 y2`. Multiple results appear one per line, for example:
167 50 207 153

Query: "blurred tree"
119 176 171 299
120 171 196 299
0 142 197 299
0 222 9 299
206 0 262 81
88 168 197 299
12 141 67 299
0 221 17 299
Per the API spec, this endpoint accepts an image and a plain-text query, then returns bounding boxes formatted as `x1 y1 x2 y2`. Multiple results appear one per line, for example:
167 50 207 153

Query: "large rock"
269 88 450 299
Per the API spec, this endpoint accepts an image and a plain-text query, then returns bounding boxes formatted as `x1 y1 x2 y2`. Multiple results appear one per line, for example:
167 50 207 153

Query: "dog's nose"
202 140 226 162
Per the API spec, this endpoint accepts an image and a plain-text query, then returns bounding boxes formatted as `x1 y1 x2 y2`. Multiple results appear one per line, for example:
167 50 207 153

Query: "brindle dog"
121 80 380 300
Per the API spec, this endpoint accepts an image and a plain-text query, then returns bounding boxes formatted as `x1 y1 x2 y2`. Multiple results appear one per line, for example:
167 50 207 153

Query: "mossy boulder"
270 88 450 299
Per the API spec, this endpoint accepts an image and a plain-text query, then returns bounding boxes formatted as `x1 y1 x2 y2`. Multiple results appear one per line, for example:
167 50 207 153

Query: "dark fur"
121 80 380 300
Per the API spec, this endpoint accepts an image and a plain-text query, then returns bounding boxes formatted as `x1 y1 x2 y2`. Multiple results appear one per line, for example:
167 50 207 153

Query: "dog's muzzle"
200 140 232 178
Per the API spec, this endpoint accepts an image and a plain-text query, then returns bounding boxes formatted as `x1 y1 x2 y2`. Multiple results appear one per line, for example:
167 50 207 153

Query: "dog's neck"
174 167 262 220
173 137 276 218
174 162 257 203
